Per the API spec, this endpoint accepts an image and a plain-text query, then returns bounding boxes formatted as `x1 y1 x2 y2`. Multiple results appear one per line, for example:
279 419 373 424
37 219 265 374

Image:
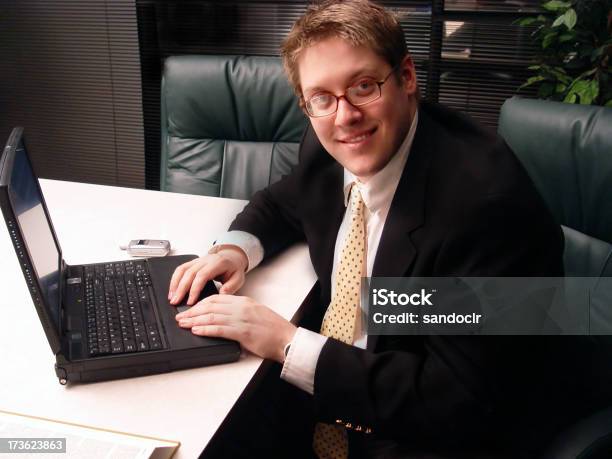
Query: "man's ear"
398 55 418 96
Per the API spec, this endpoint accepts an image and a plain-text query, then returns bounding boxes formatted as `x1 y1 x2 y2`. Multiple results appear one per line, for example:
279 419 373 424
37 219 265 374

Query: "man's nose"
334 97 363 127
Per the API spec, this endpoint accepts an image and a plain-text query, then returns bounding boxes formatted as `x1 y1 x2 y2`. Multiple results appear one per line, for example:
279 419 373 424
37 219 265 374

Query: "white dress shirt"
212 111 418 395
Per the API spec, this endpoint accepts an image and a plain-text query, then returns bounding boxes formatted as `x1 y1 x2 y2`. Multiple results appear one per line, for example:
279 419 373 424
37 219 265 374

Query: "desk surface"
0 179 316 458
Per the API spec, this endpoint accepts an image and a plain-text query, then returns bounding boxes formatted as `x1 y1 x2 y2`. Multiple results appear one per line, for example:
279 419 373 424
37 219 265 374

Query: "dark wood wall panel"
0 0 144 188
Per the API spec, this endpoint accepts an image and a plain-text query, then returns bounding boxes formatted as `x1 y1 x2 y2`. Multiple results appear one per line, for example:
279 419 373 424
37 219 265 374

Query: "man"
167 1 590 457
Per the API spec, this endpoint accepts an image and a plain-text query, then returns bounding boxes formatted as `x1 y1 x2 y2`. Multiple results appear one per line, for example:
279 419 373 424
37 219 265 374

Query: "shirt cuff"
280 327 328 395
208 230 264 273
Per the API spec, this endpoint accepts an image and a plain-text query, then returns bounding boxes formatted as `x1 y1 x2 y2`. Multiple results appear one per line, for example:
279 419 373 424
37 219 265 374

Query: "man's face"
297 37 418 181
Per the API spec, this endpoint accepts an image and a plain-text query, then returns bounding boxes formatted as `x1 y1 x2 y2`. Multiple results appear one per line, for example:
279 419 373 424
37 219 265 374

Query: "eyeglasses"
303 65 399 118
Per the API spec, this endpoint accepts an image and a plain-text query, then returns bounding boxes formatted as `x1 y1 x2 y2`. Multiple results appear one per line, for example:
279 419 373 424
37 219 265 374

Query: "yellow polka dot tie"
313 184 366 459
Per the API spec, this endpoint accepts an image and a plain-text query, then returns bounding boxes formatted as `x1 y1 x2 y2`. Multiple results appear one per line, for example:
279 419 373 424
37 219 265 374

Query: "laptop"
0 128 240 384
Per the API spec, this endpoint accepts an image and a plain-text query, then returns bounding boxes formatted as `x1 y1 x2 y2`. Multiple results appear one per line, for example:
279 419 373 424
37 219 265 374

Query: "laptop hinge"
59 258 68 338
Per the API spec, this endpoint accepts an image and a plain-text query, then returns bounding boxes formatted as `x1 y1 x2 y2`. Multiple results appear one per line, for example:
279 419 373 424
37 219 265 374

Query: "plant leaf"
515 17 539 26
564 92 577 103
542 0 572 11
568 79 597 105
519 75 546 90
552 15 566 28
558 32 576 42
543 32 558 49
547 67 571 83
563 78 584 103
577 68 598 79
563 8 577 30
532 24 546 38
583 79 599 105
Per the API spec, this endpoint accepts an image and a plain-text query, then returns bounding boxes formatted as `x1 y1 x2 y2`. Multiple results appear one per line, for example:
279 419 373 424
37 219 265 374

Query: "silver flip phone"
125 239 171 257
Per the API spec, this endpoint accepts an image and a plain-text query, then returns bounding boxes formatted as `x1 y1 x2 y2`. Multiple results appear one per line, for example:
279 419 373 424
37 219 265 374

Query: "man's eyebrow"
346 68 380 81
303 86 326 97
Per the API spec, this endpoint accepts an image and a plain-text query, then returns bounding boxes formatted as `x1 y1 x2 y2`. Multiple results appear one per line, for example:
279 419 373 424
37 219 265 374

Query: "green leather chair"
498 97 612 278
160 55 308 199
498 97 612 458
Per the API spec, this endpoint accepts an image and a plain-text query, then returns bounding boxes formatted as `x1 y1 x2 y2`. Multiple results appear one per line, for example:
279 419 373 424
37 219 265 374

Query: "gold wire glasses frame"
303 65 400 118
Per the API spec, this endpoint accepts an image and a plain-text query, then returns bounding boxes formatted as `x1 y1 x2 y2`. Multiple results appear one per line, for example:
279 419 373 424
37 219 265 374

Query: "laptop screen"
9 140 61 330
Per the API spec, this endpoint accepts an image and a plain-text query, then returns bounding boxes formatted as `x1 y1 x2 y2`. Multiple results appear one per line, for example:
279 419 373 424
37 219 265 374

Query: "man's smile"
337 127 377 145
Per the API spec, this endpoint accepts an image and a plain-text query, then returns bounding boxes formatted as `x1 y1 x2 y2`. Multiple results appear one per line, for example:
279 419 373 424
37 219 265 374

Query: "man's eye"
351 80 377 97
311 94 334 108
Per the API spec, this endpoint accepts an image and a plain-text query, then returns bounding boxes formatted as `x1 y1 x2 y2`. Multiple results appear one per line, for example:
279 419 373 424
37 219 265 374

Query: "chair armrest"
540 406 612 459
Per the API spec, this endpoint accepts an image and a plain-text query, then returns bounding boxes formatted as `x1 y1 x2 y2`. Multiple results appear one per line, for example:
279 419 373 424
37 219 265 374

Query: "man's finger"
219 272 243 294
190 324 235 340
200 293 238 305
176 296 235 319
170 265 200 305
168 259 197 300
186 263 224 305
178 312 231 328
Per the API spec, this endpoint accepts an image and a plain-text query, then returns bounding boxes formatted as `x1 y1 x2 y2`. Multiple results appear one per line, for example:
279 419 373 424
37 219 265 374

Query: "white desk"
0 179 316 458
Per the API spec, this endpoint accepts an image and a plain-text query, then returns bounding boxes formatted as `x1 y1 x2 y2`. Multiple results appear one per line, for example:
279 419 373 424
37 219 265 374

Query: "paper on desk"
0 410 179 459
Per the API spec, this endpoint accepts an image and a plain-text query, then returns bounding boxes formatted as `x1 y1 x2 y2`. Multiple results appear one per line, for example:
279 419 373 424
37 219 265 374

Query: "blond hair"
281 0 408 99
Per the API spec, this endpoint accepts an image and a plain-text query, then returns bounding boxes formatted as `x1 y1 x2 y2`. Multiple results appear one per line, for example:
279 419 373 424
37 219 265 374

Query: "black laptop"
0 128 240 384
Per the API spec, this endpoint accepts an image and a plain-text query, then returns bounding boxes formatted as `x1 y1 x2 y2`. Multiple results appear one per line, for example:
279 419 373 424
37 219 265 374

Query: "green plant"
517 0 612 106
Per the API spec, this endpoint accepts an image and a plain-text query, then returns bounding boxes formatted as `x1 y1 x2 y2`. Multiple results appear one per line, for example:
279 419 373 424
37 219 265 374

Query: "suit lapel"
367 109 434 351
300 125 345 322
313 162 345 309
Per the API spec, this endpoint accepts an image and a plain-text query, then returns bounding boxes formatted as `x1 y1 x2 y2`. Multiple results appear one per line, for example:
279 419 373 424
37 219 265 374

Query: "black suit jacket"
229 102 596 456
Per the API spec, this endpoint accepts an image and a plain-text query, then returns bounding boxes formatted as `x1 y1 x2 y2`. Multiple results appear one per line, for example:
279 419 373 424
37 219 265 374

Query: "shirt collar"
343 110 419 212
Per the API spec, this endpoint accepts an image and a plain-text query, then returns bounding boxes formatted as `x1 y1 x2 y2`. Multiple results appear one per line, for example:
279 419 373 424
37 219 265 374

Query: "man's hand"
176 294 297 363
168 247 248 305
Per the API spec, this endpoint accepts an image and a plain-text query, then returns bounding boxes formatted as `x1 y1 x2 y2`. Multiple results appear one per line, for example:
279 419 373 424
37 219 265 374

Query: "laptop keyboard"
84 260 163 356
